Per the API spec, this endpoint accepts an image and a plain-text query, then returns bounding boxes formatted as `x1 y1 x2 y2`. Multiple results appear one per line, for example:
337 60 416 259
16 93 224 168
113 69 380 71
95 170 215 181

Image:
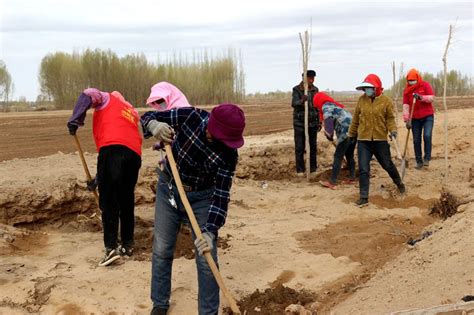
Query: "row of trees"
39 48 245 109
388 70 473 97
0 61 14 108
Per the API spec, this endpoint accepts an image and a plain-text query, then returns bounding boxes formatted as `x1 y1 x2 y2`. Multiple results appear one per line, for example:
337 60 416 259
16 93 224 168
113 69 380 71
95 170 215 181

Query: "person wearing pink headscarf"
146 82 191 111
146 82 192 158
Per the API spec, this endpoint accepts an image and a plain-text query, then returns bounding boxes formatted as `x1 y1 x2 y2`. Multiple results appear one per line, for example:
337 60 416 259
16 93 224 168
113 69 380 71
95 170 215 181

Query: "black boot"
397 183 406 194
354 198 369 207
151 307 167 315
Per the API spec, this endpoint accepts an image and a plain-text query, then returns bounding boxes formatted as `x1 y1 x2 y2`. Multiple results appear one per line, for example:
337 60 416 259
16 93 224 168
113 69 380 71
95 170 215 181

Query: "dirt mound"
134 223 233 261
0 167 156 227
293 215 435 313
295 215 434 268
0 181 98 226
133 220 197 261
225 284 316 315
342 192 436 209
135 165 158 204
331 204 474 314
236 142 334 181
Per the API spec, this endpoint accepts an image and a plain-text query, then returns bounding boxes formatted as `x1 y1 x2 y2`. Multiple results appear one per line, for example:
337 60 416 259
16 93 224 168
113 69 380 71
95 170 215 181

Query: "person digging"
402 68 435 170
140 104 245 315
67 88 142 266
348 74 405 207
313 92 356 190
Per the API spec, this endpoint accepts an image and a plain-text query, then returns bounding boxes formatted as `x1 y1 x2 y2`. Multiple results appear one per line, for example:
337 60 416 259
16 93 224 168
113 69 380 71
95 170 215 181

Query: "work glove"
301 95 308 103
324 131 333 142
406 121 412 129
86 176 98 191
194 232 215 256
413 93 422 101
147 120 174 144
389 131 397 140
67 123 78 135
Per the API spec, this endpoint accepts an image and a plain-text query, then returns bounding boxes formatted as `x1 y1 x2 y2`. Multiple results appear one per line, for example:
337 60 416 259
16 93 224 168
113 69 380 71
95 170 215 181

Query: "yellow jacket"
348 94 397 141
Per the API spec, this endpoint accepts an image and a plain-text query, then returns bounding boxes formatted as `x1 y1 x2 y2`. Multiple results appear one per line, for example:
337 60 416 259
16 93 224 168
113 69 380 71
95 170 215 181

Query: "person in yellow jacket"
348 74 405 207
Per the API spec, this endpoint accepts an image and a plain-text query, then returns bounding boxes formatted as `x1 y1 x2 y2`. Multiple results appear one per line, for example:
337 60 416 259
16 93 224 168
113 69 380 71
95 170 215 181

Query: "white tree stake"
299 30 311 181
442 24 453 187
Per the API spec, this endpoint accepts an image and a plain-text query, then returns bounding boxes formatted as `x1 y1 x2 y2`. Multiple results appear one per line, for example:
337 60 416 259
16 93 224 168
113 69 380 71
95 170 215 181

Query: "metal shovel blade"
400 159 406 180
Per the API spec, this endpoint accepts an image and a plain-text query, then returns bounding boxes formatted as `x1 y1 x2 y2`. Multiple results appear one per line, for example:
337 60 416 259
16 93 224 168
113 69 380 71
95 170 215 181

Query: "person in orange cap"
402 69 435 170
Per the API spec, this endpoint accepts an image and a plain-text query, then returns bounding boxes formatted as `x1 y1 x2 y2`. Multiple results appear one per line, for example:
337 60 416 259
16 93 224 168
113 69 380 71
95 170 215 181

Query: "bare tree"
441 24 454 187
299 30 311 181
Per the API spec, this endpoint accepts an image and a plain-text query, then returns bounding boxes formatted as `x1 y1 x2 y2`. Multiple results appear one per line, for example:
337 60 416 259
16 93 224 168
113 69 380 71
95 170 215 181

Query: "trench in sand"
1 143 448 314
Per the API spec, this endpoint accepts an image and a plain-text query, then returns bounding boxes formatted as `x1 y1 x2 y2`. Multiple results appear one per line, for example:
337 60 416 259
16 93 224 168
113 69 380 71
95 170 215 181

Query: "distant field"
0 96 472 161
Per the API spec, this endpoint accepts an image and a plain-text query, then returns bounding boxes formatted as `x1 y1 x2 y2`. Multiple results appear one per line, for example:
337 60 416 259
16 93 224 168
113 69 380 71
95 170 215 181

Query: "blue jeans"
330 138 356 184
358 141 402 199
411 115 434 164
151 174 219 315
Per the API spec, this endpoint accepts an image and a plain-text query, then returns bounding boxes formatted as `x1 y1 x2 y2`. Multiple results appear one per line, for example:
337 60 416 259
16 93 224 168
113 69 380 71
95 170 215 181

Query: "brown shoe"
319 180 337 190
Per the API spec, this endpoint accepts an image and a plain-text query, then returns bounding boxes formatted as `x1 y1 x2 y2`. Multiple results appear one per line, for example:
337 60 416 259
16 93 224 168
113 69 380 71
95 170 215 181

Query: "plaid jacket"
141 107 238 235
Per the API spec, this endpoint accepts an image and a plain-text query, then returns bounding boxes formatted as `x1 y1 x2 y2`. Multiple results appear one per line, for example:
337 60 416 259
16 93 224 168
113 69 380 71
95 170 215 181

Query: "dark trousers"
330 138 356 184
411 115 434 164
97 145 141 249
357 141 402 199
294 122 318 173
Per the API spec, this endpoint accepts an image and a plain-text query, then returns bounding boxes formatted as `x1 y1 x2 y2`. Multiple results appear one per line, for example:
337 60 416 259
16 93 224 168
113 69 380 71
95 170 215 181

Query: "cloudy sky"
0 0 472 100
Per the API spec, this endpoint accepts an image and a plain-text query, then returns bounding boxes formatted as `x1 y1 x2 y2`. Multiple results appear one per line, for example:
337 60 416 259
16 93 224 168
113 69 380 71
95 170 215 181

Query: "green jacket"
348 94 397 141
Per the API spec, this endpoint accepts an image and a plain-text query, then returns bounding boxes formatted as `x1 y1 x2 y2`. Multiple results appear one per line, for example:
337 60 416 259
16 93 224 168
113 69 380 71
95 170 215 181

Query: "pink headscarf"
146 82 191 110
83 88 109 107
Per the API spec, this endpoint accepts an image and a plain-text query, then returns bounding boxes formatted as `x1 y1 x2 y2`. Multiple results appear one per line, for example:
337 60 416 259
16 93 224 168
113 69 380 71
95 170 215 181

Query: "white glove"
194 232 215 256
147 120 174 144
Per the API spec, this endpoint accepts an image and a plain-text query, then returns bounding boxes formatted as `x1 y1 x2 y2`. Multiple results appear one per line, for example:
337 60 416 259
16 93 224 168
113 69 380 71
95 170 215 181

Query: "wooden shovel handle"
402 97 417 159
73 134 100 206
164 144 241 314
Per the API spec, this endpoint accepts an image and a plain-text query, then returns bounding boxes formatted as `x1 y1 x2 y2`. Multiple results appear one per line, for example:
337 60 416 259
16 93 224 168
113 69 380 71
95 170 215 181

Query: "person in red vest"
67 88 142 266
402 69 435 170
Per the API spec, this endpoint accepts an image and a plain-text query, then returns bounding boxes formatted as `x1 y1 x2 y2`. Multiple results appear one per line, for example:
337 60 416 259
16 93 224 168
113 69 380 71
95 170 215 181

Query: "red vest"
403 81 435 119
92 94 142 156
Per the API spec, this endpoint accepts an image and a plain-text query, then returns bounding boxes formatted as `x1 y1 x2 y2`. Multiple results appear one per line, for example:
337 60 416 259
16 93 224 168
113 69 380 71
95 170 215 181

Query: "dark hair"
302 70 316 77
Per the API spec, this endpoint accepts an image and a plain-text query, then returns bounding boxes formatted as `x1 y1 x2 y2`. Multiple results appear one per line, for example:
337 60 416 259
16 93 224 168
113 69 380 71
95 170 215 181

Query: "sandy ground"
1 108 473 314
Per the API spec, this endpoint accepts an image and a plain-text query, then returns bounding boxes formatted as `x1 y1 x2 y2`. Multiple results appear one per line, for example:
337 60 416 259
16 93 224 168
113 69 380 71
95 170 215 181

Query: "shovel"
73 134 101 216
400 96 417 180
164 144 241 314
391 136 402 160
